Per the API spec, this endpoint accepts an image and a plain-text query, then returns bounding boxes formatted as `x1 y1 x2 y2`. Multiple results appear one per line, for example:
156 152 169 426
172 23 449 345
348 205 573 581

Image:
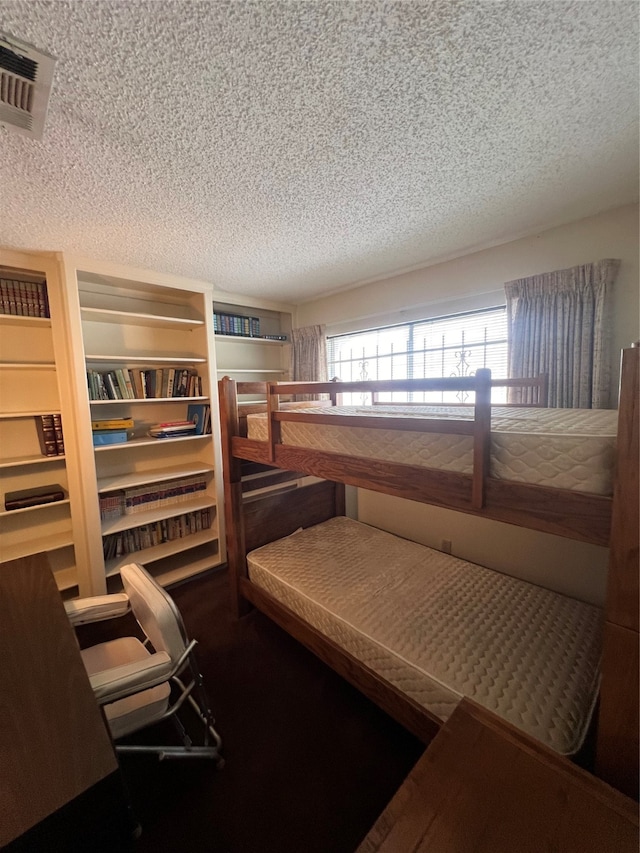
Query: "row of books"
0 277 50 318
98 475 208 520
214 311 260 337
35 414 65 456
102 508 212 559
87 367 203 401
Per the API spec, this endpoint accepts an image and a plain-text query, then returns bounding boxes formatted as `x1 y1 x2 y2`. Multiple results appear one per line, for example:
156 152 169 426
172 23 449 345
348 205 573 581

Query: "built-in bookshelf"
0 251 293 598
0 252 82 594
60 257 226 594
213 295 294 396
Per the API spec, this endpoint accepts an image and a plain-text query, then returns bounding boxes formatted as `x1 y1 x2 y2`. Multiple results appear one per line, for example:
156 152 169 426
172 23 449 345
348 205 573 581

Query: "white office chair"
65 562 223 764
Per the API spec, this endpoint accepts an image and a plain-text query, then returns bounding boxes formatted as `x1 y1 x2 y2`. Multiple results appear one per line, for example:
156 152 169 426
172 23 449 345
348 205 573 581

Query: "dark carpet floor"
80 568 425 853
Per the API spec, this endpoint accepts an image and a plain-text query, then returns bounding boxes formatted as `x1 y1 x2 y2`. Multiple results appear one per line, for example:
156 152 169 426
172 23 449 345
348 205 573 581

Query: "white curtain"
505 259 619 408
290 324 328 400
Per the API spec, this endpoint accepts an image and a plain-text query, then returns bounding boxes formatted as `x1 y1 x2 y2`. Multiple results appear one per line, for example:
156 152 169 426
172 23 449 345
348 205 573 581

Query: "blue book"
92 429 128 446
187 404 209 435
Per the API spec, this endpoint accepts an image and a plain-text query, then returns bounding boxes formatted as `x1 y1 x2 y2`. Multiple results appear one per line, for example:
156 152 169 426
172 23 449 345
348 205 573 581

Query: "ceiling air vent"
0 33 56 140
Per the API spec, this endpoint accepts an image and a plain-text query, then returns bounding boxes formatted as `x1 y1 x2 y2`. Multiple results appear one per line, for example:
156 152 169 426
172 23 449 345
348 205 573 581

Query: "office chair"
65 562 223 764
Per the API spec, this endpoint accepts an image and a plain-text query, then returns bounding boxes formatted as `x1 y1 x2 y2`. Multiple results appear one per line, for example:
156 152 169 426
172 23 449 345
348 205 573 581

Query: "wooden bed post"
218 377 252 618
595 345 639 800
266 382 281 464
471 368 492 510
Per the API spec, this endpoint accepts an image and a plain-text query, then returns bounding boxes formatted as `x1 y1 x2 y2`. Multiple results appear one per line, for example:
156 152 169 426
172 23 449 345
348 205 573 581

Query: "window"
327 306 507 404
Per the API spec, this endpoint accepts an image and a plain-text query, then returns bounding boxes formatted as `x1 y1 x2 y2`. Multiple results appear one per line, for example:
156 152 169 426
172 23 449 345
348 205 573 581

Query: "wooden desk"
357 699 639 853
1 554 134 850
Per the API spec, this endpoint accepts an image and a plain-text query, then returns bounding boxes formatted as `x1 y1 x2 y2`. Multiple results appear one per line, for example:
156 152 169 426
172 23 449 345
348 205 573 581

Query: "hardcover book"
5 484 66 511
186 404 211 435
34 414 59 456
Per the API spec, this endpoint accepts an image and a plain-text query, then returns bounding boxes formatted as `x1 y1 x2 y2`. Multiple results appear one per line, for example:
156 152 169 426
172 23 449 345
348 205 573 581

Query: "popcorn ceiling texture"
0 1 637 302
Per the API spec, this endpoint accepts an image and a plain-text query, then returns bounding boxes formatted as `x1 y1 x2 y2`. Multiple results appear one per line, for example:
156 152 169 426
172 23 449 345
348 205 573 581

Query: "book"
129 369 144 399
52 413 65 455
173 368 189 397
115 368 131 399
5 484 65 511
148 421 197 438
166 367 176 398
93 429 128 446
186 404 211 435
149 422 197 433
122 368 135 399
36 280 50 317
105 372 120 400
34 414 59 457
91 417 134 430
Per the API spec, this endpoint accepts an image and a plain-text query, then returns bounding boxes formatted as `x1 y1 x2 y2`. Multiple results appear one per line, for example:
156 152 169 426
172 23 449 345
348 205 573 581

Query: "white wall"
295 204 639 605
297 203 639 396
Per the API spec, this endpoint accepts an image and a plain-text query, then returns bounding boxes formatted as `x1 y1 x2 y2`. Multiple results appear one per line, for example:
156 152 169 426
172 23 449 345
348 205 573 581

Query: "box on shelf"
92 429 128 446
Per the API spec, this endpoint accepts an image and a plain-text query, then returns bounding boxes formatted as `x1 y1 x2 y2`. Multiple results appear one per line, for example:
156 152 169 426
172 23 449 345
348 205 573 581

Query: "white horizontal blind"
327 306 507 404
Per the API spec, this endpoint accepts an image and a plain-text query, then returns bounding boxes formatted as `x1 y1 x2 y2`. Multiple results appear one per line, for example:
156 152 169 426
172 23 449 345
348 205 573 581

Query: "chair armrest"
90 651 173 703
64 593 130 626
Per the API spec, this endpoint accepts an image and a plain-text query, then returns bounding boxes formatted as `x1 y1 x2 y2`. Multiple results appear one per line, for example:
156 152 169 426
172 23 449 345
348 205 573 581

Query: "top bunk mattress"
246 516 603 755
246 405 618 494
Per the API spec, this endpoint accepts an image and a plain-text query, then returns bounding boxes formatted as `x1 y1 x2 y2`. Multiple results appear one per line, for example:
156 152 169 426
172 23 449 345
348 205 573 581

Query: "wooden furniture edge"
230 436 610 545
595 345 639 799
356 698 639 853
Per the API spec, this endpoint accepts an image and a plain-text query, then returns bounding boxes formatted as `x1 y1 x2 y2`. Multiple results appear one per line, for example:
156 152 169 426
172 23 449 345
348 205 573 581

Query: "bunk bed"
218 347 639 796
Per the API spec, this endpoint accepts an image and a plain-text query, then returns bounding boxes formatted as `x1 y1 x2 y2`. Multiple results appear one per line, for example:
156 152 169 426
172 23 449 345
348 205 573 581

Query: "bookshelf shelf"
0 314 51 329
97 462 214 493
0 362 56 369
89 396 208 406
100 494 215 536
216 368 287 375
53 565 80 592
85 354 206 364
0 498 70 519
105 528 218 577
0 453 65 469
81 306 204 330
215 334 288 346
1 531 75 563
0 410 62 419
93 433 210 452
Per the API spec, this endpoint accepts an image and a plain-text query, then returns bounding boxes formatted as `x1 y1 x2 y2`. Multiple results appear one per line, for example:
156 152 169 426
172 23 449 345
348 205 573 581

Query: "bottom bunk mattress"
246 516 603 755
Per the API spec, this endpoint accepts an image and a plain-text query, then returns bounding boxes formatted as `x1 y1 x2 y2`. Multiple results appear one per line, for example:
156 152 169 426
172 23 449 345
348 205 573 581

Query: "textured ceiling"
0 1 638 303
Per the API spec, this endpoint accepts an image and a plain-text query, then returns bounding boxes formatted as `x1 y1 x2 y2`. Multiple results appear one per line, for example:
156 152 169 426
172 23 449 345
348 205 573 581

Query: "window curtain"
290 324 328 401
505 259 619 408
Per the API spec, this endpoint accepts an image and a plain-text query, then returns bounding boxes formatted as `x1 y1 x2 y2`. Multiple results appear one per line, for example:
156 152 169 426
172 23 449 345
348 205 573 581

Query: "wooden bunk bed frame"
219 346 639 799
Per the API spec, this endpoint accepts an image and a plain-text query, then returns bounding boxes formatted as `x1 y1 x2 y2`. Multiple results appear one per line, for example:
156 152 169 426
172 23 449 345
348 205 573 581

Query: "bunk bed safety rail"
264 371 493 508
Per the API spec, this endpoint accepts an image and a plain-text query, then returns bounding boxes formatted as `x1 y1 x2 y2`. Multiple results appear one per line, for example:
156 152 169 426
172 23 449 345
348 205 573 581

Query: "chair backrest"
120 563 189 663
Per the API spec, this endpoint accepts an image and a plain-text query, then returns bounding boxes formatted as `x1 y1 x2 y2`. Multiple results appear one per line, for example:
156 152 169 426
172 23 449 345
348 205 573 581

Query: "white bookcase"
0 250 295 598
60 256 226 595
0 250 85 593
214 292 294 408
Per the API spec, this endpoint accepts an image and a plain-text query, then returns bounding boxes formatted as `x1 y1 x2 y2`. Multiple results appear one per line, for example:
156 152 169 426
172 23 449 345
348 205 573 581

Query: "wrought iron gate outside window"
327 306 508 404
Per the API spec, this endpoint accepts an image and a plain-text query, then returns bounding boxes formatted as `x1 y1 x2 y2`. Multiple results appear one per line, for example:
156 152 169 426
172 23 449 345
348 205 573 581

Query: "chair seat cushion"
81 636 171 740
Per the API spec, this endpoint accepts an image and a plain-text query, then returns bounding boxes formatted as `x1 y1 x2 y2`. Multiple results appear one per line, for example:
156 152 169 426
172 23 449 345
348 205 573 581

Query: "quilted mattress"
246 516 603 754
246 404 618 494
